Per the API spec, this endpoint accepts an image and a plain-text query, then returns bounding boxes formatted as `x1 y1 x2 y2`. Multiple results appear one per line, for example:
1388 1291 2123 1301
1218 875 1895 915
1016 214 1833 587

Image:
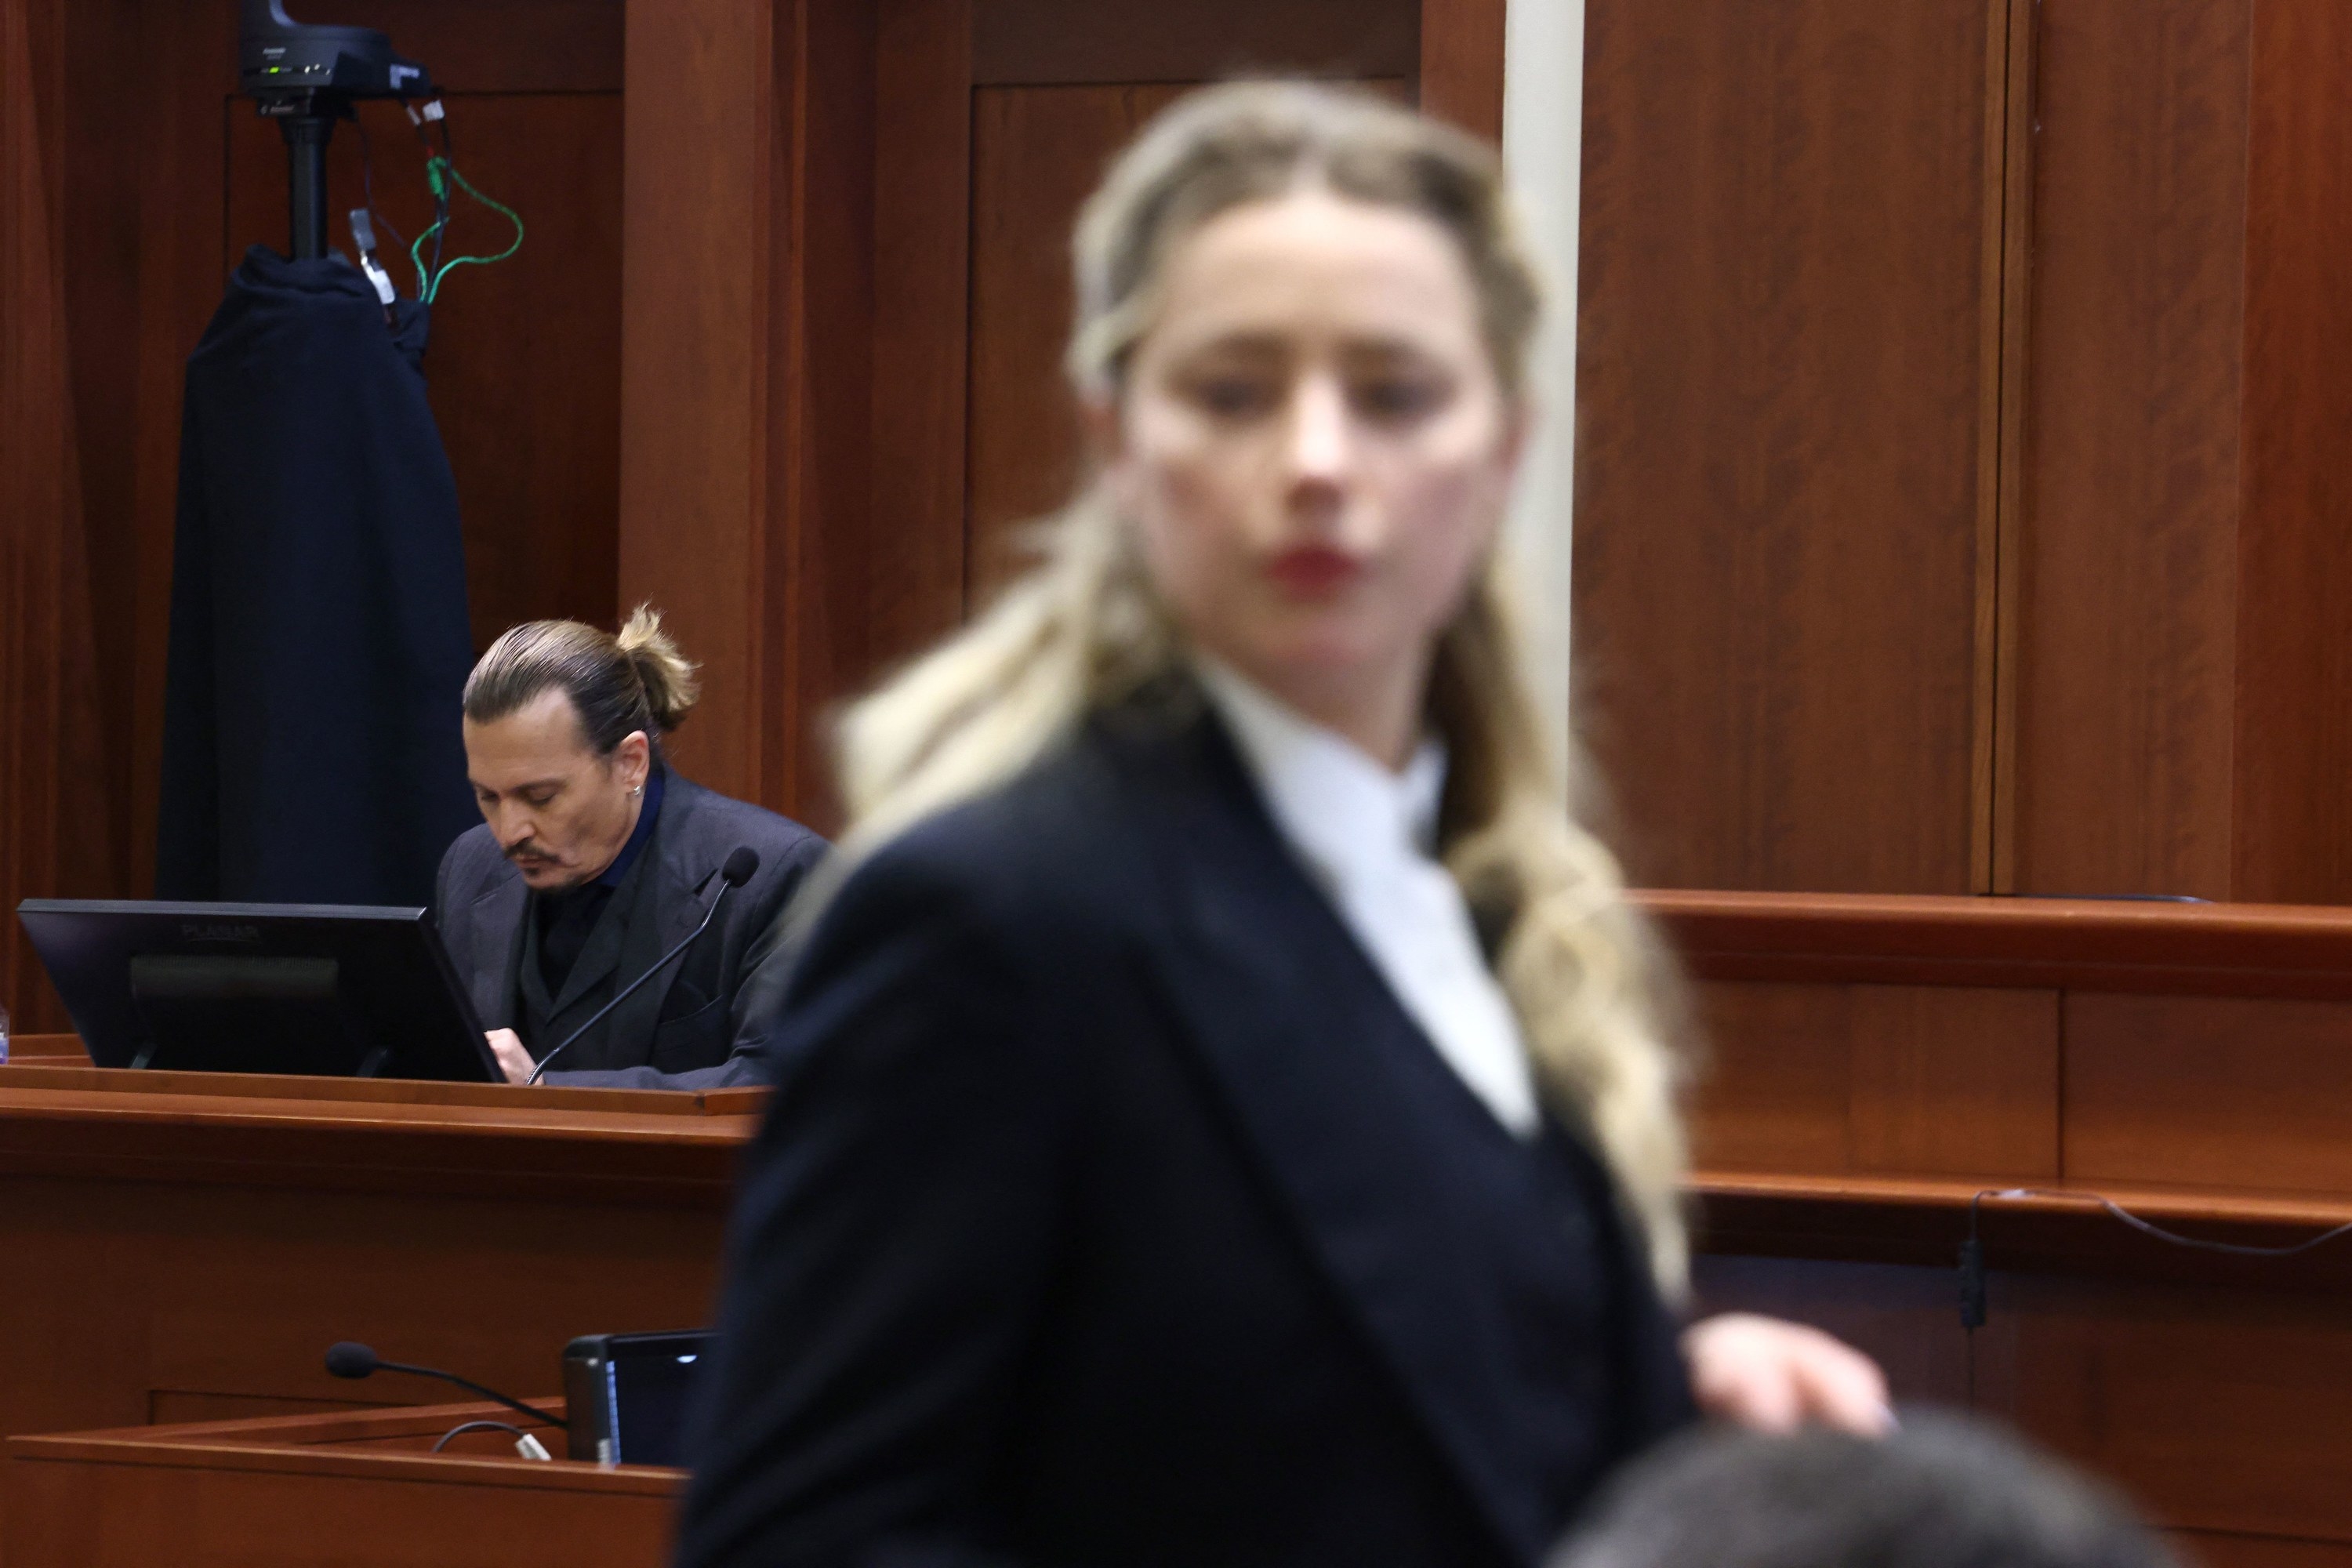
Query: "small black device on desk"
14 899 498 1082
564 1330 713 1467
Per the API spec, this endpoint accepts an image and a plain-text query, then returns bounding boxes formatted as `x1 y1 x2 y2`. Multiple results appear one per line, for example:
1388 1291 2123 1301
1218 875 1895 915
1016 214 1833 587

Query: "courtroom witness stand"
1551 1413 2176 1568
677 82 1887 1568
435 609 826 1088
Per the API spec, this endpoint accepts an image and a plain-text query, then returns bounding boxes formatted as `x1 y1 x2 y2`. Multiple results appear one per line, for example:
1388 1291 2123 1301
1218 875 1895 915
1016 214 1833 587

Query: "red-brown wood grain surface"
1668 889 2352 1564
2005 0 2251 902
0 1065 742 1560
1573 0 1996 895
2230 0 2352 906
12 891 2352 1559
971 0 1414 88
965 81 1203 597
615 0 782 804
628 0 1436 826
1416 0 1503 143
8 1400 677 1567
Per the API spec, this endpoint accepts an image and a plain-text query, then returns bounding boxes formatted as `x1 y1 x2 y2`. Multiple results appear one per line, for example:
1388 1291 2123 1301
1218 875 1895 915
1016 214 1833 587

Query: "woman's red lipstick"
1265 544 1363 596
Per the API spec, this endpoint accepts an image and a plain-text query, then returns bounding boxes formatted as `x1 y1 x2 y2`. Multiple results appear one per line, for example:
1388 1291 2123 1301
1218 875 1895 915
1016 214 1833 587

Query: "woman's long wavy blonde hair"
830 81 1690 1295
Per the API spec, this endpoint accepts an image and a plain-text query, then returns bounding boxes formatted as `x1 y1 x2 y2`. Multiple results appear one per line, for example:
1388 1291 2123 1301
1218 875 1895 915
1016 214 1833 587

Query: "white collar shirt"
1194 659 1542 1140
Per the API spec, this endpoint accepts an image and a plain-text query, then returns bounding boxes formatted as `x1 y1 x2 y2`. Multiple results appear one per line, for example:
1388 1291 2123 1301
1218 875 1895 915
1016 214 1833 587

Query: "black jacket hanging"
155 246 477 906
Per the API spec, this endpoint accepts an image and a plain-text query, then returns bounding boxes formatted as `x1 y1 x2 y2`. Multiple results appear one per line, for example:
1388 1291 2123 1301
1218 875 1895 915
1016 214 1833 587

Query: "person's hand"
1682 1312 1893 1436
485 1028 535 1086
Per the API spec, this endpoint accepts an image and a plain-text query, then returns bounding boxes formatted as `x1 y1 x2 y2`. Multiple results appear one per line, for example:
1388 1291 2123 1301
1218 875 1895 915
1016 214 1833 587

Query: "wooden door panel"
1574 0 1996 893
964 68 1410 601
967 83 1191 597
2228 0 2352 905
2005 0 2250 898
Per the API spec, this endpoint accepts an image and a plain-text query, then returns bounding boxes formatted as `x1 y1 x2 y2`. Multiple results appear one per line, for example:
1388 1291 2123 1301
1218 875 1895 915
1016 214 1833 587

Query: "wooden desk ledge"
3 1033 85 1060
5 1399 681 1496
1636 888 2352 997
0 1059 768 1200
1698 1169 2352 1230
0 1061 768 1142
1693 1169 2352 1284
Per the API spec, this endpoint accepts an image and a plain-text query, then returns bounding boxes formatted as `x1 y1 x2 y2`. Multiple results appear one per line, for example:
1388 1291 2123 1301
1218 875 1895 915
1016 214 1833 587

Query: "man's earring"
630 784 643 797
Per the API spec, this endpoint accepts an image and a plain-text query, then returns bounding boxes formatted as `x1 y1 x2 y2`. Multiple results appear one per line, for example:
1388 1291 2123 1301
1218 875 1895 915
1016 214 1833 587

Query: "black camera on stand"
238 1 434 260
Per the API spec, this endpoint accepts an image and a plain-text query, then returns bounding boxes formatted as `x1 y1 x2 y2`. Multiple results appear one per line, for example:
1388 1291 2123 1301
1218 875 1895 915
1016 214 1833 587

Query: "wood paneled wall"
218 12 627 665
222 93 625 660
2 0 98 1036
1574 0 2005 895
2010 0 2352 904
2007 0 2249 900
24 0 2352 977
2 0 623 1028
1665 890 2352 1566
1694 1254 2352 1568
622 0 1490 825
5 1 238 1031
957 0 1418 604
0 2 626 1029
1 0 1500 1021
967 82 1189 591
1576 0 2352 904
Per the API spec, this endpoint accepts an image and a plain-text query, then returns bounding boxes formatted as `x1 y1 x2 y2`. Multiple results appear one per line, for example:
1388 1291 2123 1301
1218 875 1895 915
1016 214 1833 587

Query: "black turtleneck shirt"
535 766 666 995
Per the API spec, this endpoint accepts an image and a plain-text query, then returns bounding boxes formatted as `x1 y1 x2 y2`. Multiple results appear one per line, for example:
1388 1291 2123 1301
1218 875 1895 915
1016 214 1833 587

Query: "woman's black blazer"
675 688 1694 1568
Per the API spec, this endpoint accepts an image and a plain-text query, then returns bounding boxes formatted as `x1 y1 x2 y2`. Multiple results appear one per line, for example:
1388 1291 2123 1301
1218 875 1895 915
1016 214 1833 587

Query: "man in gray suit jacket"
435 609 826 1089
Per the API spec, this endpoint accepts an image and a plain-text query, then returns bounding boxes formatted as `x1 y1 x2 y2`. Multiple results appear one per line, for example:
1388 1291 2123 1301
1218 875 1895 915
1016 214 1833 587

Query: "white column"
1500 0 1586 737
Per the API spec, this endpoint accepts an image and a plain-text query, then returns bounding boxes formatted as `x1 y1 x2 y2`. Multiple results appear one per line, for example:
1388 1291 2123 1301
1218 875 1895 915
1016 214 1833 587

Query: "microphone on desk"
523 846 761 1086
323 1341 564 1427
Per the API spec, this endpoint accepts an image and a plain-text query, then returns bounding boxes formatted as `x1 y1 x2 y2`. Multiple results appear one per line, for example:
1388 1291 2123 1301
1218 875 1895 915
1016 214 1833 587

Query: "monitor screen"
564 1330 711 1468
15 899 498 1082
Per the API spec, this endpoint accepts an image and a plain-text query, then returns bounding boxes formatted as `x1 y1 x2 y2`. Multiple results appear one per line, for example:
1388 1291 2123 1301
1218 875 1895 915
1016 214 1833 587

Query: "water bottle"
0 1000 10 1065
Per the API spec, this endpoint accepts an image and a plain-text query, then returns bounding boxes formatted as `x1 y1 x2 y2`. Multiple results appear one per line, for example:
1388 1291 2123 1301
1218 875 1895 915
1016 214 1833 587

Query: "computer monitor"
563 1330 712 1467
15 900 499 1082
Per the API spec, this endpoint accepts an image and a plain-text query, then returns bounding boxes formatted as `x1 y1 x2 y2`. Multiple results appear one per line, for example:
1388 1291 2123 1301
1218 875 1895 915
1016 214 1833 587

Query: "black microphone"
323 1341 563 1426
523 846 761 1086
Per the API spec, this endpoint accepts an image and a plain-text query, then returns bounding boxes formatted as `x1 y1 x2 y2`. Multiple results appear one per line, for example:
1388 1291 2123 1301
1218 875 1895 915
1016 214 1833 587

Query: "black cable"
1975 1185 2352 1258
1959 1193 1986 1407
1959 1185 2352 1341
430 1418 539 1454
352 113 409 260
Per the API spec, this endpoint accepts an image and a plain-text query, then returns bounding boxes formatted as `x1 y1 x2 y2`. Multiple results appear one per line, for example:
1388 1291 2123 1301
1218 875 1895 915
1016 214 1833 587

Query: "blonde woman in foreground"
677 82 1887 1568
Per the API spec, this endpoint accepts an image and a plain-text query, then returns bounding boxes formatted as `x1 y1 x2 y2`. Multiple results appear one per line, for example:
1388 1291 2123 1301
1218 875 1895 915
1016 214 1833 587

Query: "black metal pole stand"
258 89 351 260
276 108 336 260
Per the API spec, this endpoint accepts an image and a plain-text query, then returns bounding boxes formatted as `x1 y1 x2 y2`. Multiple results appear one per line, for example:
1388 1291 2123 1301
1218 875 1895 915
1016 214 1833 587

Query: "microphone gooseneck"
321 1340 563 1427
523 846 762 1086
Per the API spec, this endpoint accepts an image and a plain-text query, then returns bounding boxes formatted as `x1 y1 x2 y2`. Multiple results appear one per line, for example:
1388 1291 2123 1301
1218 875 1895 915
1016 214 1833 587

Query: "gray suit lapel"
600 834 712 1065
467 872 526 1029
